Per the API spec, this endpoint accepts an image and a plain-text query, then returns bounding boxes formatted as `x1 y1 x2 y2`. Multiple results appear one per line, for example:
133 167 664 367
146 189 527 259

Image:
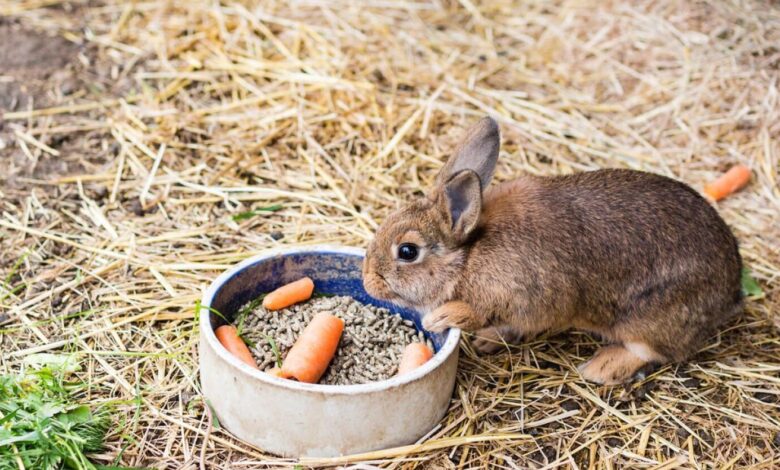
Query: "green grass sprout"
231 204 283 222
741 268 764 299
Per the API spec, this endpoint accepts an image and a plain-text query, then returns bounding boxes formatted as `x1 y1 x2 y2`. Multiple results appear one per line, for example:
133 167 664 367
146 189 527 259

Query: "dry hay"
0 0 778 468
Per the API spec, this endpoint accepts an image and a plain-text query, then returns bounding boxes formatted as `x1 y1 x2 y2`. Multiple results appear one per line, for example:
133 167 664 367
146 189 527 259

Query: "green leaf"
263 334 282 368
96 466 156 470
23 353 81 374
235 296 264 337
57 406 92 427
0 250 31 302
39 401 67 419
741 268 764 298
197 302 228 323
1 250 30 292
231 204 283 221
0 280 27 302
0 429 41 446
0 408 19 426
240 335 257 349
205 399 221 430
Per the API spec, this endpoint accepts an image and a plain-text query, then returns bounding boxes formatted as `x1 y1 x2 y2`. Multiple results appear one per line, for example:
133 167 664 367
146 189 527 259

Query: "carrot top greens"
0 355 113 470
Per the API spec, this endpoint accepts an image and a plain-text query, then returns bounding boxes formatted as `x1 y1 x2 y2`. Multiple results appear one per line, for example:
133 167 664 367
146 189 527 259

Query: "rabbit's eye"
397 243 419 262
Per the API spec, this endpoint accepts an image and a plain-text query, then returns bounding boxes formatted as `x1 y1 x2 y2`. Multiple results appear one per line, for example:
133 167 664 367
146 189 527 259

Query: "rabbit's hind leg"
471 325 523 354
578 343 663 385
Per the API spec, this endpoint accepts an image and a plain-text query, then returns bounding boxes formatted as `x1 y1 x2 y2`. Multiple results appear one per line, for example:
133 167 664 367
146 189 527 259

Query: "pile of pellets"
241 295 433 385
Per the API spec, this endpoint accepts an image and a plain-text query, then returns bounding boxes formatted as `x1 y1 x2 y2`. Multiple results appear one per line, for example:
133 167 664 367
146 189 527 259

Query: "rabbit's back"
545 169 740 292
472 169 742 357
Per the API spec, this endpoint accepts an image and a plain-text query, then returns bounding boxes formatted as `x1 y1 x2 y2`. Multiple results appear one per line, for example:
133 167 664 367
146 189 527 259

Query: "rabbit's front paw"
423 301 481 333
472 326 523 354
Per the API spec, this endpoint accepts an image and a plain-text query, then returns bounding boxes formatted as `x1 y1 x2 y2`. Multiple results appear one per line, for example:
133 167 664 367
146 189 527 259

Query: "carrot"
281 312 344 383
397 342 434 375
262 277 315 310
703 165 751 201
215 325 258 369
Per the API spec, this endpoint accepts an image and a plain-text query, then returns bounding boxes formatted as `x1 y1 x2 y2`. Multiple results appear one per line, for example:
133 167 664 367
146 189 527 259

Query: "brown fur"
578 345 649 385
363 117 743 384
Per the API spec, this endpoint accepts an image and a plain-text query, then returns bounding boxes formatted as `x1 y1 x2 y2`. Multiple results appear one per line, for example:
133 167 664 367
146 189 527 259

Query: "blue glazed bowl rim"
200 244 461 395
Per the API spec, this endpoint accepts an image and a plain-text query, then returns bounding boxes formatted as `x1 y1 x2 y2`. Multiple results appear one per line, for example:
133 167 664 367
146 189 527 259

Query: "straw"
1 0 778 468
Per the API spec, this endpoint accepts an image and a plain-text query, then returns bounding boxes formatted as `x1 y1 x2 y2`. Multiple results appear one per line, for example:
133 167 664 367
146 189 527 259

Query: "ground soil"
0 21 108 185
0 21 80 112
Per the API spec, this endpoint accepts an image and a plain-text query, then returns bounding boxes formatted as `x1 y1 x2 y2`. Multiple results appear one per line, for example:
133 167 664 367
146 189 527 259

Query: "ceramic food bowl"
199 245 460 458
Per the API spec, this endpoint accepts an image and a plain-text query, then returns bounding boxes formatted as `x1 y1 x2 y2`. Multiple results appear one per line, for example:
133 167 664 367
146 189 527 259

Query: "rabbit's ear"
435 116 500 190
440 170 482 242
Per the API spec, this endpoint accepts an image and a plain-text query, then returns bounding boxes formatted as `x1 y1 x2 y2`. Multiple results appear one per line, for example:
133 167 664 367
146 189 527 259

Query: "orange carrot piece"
262 277 315 310
215 325 258 369
281 312 344 383
704 165 751 201
397 342 434 375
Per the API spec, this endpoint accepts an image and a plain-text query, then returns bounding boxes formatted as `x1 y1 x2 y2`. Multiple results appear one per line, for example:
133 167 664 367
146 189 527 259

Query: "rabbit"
362 116 743 384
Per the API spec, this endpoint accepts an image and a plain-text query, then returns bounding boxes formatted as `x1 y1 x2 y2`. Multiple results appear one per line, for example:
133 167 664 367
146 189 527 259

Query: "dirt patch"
0 22 109 185
0 22 81 111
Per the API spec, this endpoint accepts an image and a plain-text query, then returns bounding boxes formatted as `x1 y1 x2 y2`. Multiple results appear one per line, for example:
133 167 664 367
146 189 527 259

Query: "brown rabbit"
363 116 743 384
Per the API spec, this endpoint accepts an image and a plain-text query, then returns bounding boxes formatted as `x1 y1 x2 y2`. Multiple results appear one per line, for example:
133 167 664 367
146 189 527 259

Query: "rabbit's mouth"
363 272 398 302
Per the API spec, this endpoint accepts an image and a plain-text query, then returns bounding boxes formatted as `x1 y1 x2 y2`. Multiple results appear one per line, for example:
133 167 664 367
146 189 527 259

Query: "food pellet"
240 295 433 385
